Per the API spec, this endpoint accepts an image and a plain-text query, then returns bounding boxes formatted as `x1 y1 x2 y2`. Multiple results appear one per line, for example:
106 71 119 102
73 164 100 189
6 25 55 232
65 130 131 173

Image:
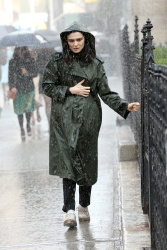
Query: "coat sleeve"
96 62 130 119
42 58 68 102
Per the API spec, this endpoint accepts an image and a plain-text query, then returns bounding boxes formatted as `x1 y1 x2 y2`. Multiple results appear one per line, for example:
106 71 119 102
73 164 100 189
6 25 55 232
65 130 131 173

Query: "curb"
117 124 136 162
116 117 151 250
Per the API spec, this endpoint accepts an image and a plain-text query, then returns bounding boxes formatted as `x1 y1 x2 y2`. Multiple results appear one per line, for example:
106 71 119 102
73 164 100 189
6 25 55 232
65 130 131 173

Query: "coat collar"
64 60 88 79
64 60 96 81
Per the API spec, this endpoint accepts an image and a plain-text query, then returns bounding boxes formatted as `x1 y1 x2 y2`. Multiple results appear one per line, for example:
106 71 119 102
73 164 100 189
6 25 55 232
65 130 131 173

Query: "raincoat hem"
49 172 97 186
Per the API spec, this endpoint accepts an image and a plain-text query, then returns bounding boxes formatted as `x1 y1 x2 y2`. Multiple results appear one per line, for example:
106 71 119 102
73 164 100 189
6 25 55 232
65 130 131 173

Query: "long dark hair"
62 31 95 67
12 46 31 60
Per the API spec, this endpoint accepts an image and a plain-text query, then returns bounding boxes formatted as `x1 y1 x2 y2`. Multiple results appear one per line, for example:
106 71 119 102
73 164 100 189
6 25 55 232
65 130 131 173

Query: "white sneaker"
77 205 90 221
64 210 77 227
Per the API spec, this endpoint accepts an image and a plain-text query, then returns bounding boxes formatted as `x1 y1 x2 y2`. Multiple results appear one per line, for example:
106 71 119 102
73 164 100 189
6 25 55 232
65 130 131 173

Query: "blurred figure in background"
1 48 13 103
35 48 55 127
8 46 38 141
31 74 42 125
29 49 42 125
0 47 8 109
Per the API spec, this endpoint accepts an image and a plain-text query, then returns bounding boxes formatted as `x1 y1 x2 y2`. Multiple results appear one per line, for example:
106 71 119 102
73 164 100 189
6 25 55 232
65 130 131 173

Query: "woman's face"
16 48 22 57
16 47 26 58
67 32 85 53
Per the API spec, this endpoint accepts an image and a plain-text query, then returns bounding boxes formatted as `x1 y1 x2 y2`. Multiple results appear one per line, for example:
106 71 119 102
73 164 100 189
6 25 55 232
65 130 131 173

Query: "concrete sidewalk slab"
116 123 151 250
120 161 151 250
117 125 137 161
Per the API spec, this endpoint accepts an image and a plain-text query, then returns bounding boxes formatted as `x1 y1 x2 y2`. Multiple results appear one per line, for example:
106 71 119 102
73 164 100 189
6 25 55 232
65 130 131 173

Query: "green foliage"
154 47 167 65
139 47 167 65
155 58 167 65
154 46 167 59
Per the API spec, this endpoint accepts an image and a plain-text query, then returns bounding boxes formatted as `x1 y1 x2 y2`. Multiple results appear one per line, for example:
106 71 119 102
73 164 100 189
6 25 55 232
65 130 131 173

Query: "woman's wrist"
69 87 74 94
66 87 73 97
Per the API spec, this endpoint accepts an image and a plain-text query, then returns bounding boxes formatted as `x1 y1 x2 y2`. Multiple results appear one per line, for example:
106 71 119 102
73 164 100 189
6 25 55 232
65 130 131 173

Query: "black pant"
18 112 31 131
62 178 92 213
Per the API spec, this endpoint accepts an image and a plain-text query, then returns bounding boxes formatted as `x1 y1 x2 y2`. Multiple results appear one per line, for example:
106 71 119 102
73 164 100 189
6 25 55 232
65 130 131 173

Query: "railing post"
141 23 149 214
145 19 160 250
134 15 139 54
141 24 147 83
164 66 167 176
122 25 130 102
141 18 155 215
145 19 155 64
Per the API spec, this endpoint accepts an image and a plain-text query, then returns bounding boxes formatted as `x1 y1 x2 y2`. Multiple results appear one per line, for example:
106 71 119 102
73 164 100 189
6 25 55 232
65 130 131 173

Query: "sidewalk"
0 77 123 250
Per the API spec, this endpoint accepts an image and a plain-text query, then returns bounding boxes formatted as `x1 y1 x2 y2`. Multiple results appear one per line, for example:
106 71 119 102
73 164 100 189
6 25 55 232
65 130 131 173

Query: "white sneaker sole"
78 216 90 221
64 219 77 227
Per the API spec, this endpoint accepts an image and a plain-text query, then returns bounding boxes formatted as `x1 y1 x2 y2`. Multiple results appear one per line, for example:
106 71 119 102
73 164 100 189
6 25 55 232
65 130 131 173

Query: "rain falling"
1 0 166 249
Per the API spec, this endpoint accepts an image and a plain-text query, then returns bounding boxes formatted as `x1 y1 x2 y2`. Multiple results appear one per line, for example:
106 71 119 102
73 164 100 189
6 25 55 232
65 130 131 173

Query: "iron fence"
120 16 167 250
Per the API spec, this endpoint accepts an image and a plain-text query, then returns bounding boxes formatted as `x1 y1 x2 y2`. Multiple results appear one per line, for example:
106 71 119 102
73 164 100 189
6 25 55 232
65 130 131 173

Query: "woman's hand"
11 87 17 94
22 68 28 75
69 79 90 97
128 102 140 112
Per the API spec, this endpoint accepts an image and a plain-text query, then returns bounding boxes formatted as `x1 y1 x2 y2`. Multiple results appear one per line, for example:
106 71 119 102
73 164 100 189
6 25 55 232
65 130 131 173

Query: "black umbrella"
0 30 47 48
34 29 61 49
34 29 59 41
0 25 17 40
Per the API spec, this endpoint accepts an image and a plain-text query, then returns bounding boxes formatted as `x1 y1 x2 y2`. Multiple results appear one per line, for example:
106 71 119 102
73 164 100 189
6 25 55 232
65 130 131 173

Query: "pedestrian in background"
0 48 13 103
8 46 38 141
42 22 140 227
36 48 55 126
31 48 55 127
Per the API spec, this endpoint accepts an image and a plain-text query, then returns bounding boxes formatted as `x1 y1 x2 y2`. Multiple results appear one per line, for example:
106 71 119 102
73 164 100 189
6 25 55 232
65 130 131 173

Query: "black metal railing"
120 16 167 250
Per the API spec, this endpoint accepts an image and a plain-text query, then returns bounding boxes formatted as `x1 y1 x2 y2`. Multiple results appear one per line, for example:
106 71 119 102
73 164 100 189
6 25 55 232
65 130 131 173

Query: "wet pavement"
0 77 124 250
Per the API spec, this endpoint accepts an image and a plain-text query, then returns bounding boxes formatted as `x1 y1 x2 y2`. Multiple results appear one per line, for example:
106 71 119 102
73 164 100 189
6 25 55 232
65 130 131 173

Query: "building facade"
126 0 167 46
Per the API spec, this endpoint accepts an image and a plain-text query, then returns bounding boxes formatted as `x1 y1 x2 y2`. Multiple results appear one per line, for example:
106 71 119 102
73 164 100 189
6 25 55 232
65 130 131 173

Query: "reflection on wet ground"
0 78 123 249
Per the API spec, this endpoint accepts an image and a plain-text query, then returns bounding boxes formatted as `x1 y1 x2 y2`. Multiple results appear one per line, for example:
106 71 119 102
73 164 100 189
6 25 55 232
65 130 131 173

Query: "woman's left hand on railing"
128 102 140 112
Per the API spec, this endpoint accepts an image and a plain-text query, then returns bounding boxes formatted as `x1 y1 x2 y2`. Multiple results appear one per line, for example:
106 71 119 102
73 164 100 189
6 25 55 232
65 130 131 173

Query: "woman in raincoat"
42 22 140 227
9 46 38 141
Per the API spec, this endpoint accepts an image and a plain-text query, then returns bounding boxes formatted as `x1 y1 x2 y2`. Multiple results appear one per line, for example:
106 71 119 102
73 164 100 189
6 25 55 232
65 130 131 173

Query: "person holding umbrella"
42 22 140 227
8 46 38 141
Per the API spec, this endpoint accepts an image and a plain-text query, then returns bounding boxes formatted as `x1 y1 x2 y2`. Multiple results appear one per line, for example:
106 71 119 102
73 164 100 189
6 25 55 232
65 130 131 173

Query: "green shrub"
155 58 167 65
154 47 167 65
139 47 167 65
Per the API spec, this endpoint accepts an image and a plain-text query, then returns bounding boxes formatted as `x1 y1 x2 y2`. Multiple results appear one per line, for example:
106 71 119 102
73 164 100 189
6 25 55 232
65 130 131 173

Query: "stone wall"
126 0 167 46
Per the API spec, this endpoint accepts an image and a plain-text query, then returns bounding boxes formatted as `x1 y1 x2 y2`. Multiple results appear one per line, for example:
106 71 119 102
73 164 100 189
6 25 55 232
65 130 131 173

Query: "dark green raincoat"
42 22 129 186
